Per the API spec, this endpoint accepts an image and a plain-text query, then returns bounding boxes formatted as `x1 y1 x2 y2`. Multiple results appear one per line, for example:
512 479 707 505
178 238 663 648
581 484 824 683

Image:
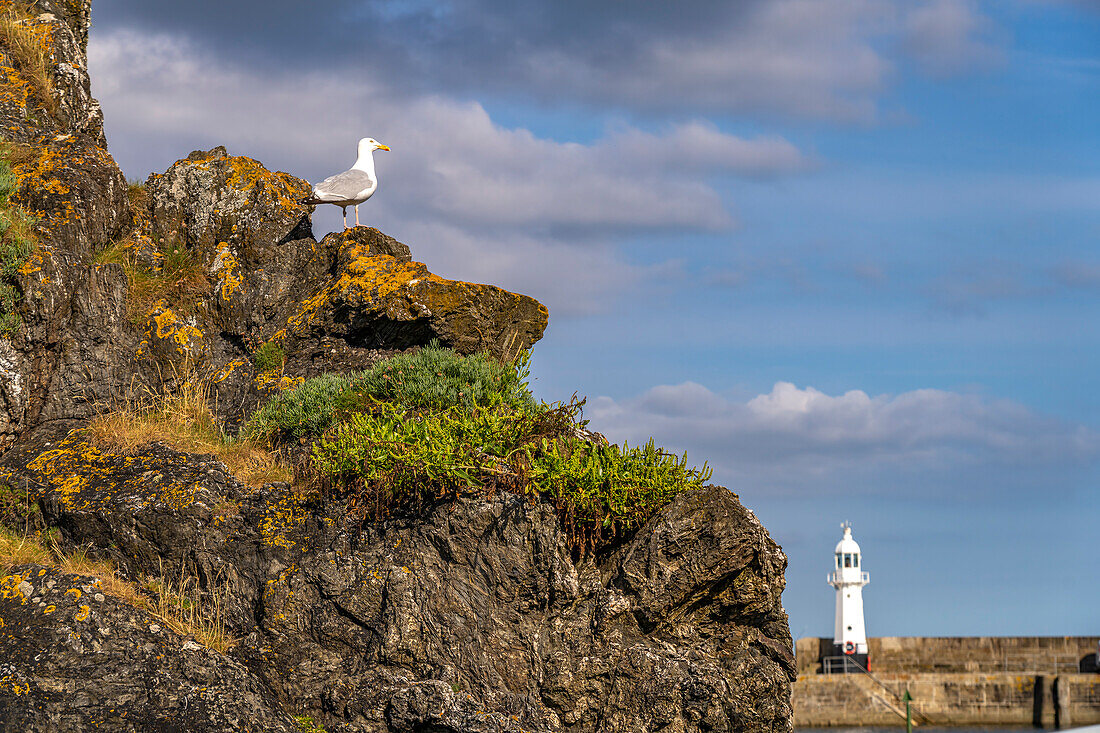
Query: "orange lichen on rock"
223 155 303 212
21 435 209 512
253 368 303 394
150 307 204 358
287 242 438 333
212 242 243 300
260 495 308 550
212 358 246 384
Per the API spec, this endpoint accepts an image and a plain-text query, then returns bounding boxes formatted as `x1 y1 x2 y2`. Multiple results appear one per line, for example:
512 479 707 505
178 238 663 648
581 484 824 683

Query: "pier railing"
822 655 935 726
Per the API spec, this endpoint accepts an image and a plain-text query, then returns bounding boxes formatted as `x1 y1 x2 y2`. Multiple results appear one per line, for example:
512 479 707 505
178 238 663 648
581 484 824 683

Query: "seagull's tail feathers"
299 195 322 205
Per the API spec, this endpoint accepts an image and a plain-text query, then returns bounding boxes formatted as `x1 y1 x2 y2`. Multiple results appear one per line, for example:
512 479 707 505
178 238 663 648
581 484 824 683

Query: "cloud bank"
89 30 813 316
588 381 1100 494
94 0 1002 121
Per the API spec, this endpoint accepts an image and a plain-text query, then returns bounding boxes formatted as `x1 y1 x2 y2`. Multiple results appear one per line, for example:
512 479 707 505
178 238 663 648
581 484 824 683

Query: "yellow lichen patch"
7 140 116 239
0 672 30 696
74 604 90 622
41 603 54 614
260 495 308 550
287 244 436 333
0 572 28 603
22 436 145 510
14 242 41 277
155 480 201 512
212 242 243 301
150 307 204 358
253 368 303 393
64 587 80 601
0 64 30 110
222 155 302 212
211 358 246 384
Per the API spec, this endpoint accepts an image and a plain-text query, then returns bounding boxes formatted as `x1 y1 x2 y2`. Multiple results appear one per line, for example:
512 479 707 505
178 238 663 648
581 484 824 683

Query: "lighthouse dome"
834 525 861 554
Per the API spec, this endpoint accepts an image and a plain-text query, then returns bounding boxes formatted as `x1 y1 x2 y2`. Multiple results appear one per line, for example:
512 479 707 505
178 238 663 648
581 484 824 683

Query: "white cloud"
588 381 1100 493
88 29 816 315
902 0 1003 76
598 122 813 177
92 0 1007 123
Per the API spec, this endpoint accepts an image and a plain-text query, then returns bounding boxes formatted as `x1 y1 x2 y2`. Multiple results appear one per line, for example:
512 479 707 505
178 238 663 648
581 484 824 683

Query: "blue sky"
90 0 1099 638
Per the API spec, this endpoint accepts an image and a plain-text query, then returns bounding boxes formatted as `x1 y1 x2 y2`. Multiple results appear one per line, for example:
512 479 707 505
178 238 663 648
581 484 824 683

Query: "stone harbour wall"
793 672 1100 728
796 636 1100 675
794 637 1100 728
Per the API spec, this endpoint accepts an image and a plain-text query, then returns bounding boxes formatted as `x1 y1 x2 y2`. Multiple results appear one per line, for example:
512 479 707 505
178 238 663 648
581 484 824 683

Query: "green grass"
94 239 209 324
292 716 328 733
245 340 535 442
0 147 37 338
248 344 710 555
252 340 286 373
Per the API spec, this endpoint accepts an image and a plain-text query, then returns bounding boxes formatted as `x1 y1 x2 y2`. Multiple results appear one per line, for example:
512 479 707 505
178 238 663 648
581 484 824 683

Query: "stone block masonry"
796 636 1100 675
793 672 1100 728
794 637 1100 728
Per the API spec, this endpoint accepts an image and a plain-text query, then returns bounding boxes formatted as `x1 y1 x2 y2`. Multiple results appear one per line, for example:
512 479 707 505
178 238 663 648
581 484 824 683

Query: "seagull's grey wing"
311 168 374 202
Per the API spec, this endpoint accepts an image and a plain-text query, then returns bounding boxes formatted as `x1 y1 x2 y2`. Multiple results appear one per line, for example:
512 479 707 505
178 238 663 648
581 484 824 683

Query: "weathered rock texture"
0 430 795 732
0 564 300 731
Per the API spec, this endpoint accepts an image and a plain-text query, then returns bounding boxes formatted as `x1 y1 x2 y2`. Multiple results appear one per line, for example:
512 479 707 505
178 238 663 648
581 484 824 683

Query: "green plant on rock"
0 149 36 338
262 344 711 555
246 370 360 442
245 340 535 443
251 340 286 374
292 716 328 733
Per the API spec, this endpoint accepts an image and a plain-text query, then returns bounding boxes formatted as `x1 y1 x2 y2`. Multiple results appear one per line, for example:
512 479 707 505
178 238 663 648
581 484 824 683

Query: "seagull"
301 137 390 229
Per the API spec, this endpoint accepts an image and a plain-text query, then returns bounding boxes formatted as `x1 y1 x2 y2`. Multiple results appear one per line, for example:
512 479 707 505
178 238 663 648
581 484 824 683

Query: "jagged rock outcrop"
0 563 301 731
0 4 547 444
0 3 794 732
0 0 132 446
0 429 795 733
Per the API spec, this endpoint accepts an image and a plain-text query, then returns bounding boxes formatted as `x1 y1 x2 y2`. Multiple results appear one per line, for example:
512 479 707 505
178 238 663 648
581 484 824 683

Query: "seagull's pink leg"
355 205 360 227
342 207 348 229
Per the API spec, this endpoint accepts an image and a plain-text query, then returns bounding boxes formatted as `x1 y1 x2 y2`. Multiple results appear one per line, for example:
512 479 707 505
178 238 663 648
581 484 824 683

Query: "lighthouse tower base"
825 645 869 673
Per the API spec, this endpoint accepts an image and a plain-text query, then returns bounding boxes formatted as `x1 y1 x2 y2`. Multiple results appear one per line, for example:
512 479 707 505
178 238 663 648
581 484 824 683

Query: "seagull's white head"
358 137 390 157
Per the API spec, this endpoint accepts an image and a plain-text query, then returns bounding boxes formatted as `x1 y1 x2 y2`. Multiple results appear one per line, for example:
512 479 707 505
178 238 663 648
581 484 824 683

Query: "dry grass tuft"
95 238 210 323
0 139 38 168
0 526 237 653
127 179 148 226
95 238 209 321
86 378 291 488
143 559 235 653
0 2 57 114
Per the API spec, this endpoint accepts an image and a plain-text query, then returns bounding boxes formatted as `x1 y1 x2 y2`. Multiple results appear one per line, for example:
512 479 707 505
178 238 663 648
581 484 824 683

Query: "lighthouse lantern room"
827 522 869 672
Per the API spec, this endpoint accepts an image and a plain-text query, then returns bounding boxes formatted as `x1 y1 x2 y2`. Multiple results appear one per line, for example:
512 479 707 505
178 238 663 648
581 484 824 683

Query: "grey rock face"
0 564 301 732
1 432 795 733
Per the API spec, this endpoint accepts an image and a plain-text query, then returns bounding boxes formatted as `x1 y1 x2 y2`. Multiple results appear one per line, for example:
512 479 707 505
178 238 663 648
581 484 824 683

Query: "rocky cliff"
0 2 795 731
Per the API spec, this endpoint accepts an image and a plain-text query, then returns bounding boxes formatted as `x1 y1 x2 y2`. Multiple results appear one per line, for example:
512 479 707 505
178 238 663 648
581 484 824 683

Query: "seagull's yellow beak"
377 144 390 151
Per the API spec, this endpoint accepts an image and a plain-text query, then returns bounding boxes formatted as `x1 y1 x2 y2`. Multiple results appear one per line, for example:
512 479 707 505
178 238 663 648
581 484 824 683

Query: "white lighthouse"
827 522 869 670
